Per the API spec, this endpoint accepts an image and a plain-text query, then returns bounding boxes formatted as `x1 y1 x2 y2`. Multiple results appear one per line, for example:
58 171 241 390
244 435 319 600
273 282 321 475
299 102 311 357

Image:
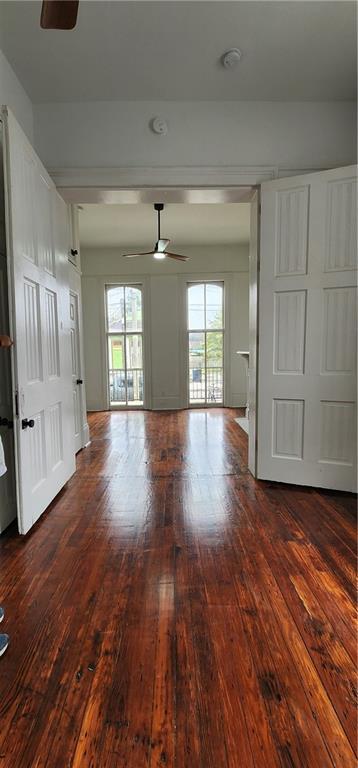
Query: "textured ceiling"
78 203 251 248
0 1 356 102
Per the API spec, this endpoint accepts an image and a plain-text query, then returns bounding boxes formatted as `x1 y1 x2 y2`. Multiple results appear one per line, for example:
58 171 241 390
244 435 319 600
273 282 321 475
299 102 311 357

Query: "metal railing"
189 367 223 403
109 368 144 405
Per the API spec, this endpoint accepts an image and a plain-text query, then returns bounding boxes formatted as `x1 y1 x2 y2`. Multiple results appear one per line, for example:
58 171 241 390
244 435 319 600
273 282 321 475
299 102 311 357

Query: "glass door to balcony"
187 282 224 405
106 285 144 407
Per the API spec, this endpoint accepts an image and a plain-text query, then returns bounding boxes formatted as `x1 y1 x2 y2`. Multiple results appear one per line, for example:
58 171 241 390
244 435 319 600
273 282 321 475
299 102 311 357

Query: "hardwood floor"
0 408 356 768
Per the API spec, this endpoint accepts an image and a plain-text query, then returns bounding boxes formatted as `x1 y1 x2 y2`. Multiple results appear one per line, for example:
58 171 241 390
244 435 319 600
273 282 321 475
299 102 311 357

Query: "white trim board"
50 165 340 204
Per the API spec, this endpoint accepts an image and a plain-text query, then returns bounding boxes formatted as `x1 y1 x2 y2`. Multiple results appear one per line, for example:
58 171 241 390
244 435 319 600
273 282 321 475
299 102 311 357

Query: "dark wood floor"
0 409 356 768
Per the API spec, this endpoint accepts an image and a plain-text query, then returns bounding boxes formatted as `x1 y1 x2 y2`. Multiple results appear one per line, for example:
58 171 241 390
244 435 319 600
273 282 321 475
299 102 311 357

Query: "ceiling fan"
122 204 189 262
41 1 79 30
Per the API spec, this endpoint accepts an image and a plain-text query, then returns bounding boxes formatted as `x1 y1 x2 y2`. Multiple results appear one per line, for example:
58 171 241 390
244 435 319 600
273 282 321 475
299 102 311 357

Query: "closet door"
3 107 75 534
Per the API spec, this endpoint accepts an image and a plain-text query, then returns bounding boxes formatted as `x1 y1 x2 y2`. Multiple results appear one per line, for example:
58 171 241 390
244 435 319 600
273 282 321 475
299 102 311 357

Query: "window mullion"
123 288 128 405
204 284 207 404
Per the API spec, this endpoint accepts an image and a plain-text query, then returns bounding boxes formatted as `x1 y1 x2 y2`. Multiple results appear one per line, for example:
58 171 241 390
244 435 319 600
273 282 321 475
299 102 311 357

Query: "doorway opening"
72 185 258 474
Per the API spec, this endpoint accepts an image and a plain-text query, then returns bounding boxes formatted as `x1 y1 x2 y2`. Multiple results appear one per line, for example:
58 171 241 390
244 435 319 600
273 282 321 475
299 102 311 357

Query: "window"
187 282 224 405
106 285 144 407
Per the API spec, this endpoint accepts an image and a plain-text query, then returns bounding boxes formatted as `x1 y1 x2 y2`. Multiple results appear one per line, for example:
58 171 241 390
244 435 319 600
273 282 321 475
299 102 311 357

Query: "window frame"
105 283 145 409
186 280 225 407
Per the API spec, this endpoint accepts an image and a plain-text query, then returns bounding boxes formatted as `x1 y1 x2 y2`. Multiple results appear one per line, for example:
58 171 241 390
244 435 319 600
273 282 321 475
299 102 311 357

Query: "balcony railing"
189 367 223 403
109 368 144 405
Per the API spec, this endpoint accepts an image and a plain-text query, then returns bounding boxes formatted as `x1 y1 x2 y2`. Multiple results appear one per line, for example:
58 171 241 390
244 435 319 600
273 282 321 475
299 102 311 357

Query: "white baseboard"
81 422 90 448
152 396 181 410
229 392 247 408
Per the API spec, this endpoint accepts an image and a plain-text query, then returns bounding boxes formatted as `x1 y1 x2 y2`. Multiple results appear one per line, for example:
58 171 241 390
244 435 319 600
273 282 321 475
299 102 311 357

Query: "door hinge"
14 391 19 417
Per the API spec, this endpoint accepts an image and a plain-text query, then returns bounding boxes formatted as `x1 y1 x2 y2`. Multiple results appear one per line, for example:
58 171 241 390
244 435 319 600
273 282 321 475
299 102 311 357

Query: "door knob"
22 418 35 430
76 379 83 385
0 417 13 428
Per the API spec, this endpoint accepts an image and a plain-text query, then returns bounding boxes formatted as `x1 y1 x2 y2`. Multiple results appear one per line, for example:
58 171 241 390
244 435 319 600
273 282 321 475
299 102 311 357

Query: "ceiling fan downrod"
154 203 164 243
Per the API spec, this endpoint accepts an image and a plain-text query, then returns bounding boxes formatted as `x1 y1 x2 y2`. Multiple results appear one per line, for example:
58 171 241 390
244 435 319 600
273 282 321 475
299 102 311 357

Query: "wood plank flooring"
0 408 356 768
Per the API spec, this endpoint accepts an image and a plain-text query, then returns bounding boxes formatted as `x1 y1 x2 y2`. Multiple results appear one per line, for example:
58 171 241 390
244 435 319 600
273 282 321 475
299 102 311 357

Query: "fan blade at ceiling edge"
166 252 189 262
122 251 155 259
157 239 170 252
40 1 79 30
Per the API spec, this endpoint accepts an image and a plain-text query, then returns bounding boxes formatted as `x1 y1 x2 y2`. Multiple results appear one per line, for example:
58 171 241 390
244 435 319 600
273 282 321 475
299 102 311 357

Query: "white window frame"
187 280 225 407
179 275 231 409
105 283 145 410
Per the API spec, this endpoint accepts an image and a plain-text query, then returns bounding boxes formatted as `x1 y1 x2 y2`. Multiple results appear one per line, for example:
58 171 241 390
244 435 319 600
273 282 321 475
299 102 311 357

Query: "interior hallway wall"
35 100 356 171
0 47 34 141
81 244 249 411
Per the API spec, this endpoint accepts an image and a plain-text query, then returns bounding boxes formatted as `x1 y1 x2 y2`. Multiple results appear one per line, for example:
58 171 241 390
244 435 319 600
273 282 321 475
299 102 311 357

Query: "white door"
0 131 16 532
258 166 357 492
0 250 16 533
248 191 259 476
70 290 83 453
3 108 75 534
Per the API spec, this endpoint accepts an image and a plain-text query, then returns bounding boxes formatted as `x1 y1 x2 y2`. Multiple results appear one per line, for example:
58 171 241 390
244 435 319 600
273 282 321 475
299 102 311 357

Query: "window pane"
110 370 126 404
126 334 143 369
108 335 124 369
107 287 125 332
125 286 142 332
189 331 205 401
206 332 223 368
108 336 126 404
207 369 223 403
126 369 143 404
188 283 205 330
206 283 223 329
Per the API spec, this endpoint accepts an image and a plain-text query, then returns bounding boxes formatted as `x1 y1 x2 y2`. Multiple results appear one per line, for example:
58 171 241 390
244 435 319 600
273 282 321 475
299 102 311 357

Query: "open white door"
248 190 259 476
258 166 357 492
2 108 75 534
70 290 83 453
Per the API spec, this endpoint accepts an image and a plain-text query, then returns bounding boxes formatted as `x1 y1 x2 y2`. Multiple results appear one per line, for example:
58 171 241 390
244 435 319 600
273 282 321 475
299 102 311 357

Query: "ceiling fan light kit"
122 204 189 263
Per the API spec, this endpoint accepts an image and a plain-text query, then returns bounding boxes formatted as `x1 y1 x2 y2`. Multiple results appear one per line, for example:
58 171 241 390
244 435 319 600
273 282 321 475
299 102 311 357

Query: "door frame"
51 165 326 478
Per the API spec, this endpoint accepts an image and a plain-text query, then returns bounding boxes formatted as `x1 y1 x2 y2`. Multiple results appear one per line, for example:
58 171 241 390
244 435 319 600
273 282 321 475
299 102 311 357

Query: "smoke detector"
150 117 168 136
222 48 242 69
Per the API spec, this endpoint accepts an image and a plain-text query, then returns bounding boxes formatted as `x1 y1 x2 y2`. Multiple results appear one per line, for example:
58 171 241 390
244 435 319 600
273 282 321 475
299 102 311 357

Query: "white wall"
35 100 356 171
81 244 249 411
0 48 34 141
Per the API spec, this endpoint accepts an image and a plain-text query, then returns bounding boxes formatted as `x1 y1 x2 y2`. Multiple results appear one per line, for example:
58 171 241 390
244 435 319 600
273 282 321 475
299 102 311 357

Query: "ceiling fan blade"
157 238 170 252
40 0 79 30
165 252 189 262
122 251 155 259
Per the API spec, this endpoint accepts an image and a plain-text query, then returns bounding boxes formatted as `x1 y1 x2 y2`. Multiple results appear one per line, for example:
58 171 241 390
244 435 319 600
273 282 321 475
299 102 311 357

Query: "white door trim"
50 165 343 199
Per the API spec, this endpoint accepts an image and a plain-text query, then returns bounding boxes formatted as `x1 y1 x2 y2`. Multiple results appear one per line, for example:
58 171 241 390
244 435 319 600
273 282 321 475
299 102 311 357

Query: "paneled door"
0 128 16 532
258 166 357 491
70 291 83 453
3 108 75 533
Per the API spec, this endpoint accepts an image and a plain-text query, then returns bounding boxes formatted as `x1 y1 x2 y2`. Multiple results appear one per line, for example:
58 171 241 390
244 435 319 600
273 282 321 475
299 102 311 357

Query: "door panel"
258 166 357 492
69 291 82 453
3 108 75 533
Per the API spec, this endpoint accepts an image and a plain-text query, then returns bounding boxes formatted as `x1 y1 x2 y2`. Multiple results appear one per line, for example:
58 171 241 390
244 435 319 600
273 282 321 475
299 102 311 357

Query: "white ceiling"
78 203 251 248
0 1 356 102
